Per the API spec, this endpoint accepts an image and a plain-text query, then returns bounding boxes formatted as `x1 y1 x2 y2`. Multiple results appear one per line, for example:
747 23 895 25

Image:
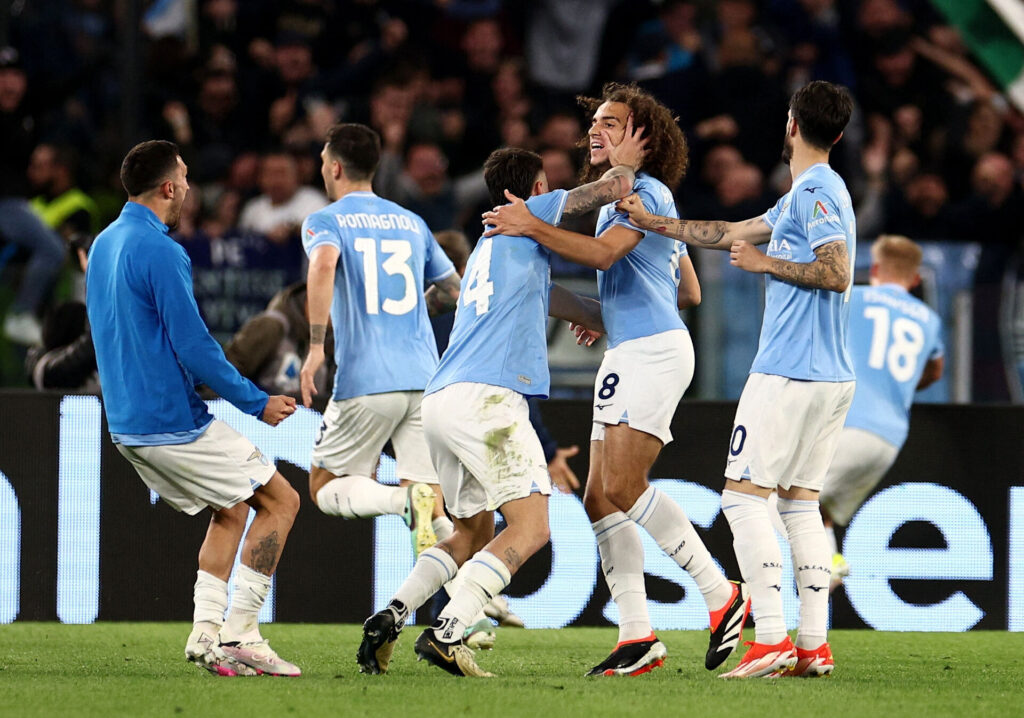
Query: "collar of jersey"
345 191 376 198
122 201 169 232
876 282 909 294
792 162 830 186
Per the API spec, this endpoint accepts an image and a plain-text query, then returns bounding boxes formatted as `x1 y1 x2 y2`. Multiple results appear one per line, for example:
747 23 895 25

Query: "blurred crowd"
1 0 1022 396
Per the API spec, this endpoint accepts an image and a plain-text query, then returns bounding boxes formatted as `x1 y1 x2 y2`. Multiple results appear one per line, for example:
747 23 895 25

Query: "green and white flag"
930 0 1024 111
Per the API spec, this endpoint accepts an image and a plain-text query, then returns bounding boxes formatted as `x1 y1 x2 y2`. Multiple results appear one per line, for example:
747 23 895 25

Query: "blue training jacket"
86 202 268 444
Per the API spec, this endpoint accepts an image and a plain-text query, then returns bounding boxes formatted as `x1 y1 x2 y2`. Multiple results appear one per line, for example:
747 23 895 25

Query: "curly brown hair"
577 82 689 189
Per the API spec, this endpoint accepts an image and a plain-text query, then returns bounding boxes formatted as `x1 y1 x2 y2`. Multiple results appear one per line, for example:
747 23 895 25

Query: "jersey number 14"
462 238 495 316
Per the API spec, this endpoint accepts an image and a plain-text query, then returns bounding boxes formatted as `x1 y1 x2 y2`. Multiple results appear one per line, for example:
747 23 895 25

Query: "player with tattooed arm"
617 80 857 678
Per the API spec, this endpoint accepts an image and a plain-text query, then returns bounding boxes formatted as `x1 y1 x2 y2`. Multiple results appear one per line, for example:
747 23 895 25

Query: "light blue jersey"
596 172 687 348
427 189 569 399
750 163 856 381
302 191 455 401
844 284 943 447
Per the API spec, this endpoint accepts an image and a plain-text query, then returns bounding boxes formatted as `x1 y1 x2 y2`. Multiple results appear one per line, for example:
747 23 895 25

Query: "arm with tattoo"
561 165 636 218
424 272 462 316
615 193 772 249
731 239 851 293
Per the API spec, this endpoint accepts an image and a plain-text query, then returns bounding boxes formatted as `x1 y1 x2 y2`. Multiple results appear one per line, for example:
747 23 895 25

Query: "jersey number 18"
863 305 925 382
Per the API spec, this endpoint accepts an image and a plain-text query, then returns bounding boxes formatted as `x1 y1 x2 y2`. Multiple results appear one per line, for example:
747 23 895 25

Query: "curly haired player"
484 82 749 677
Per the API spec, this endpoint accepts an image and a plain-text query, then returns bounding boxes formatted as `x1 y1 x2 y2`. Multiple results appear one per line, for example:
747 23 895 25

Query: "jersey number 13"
354 238 417 316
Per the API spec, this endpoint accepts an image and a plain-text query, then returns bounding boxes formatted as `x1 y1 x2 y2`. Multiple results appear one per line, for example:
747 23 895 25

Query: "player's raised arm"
616 193 772 250
483 192 643 271
561 114 647 218
300 242 339 407
730 238 850 293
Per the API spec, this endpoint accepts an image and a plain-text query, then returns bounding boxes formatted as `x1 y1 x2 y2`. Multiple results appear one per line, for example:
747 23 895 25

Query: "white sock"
824 524 838 556
721 490 787 644
391 546 458 620
193 570 228 626
433 516 454 541
593 512 651 643
778 497 831 649
767 492 788 536
626 486 733 611
434 551 510 642
315 476 405 518
443 564 489 625
221 564 271 643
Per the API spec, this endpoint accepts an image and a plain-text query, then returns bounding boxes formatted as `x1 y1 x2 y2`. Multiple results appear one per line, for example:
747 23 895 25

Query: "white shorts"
819 427 900 526
724 373 855 491
421 382 552 519
313 391 436 484
590 329 694 445
116 420 277 516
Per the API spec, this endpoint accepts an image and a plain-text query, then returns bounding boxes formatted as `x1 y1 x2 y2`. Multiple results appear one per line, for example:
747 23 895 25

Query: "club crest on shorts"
247 448 269 466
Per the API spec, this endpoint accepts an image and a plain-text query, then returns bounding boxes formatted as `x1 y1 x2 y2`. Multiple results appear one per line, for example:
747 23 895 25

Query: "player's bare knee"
215 501 249 529
308 466 333 503
582 487 609 521
279 481 301 523
529 524 551 554
603 480 642 513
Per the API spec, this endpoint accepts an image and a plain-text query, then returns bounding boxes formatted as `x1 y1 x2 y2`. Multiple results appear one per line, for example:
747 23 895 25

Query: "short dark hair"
325 123 380 181
789 81 854 151
483 148 543 207
120 140 180 196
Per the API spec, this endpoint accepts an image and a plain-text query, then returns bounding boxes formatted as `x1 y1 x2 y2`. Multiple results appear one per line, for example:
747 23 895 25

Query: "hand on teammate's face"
481 189 532 237
605 113 646 170
262 395 297 426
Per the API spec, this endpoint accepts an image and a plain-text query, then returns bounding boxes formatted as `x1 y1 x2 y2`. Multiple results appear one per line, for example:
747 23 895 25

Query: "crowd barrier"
1 392 1021 631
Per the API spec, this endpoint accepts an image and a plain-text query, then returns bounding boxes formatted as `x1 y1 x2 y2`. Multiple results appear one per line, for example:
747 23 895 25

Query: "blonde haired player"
820 235 944 589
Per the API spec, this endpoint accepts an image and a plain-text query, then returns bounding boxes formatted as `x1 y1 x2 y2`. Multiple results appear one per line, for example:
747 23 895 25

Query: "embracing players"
484 82 749 676
357 129 645 677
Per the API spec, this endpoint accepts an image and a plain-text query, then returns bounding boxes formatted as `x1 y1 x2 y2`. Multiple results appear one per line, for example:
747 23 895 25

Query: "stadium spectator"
0 1 1022 396
882 171 953 241
389 142 457 232
25 237 96 391
238 149 327 244
0 47 67 346
178 188 304 343
28 143 101 240
525 0 620 105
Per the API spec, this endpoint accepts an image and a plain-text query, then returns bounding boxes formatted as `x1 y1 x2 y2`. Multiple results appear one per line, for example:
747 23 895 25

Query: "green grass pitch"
1 624 1022 718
